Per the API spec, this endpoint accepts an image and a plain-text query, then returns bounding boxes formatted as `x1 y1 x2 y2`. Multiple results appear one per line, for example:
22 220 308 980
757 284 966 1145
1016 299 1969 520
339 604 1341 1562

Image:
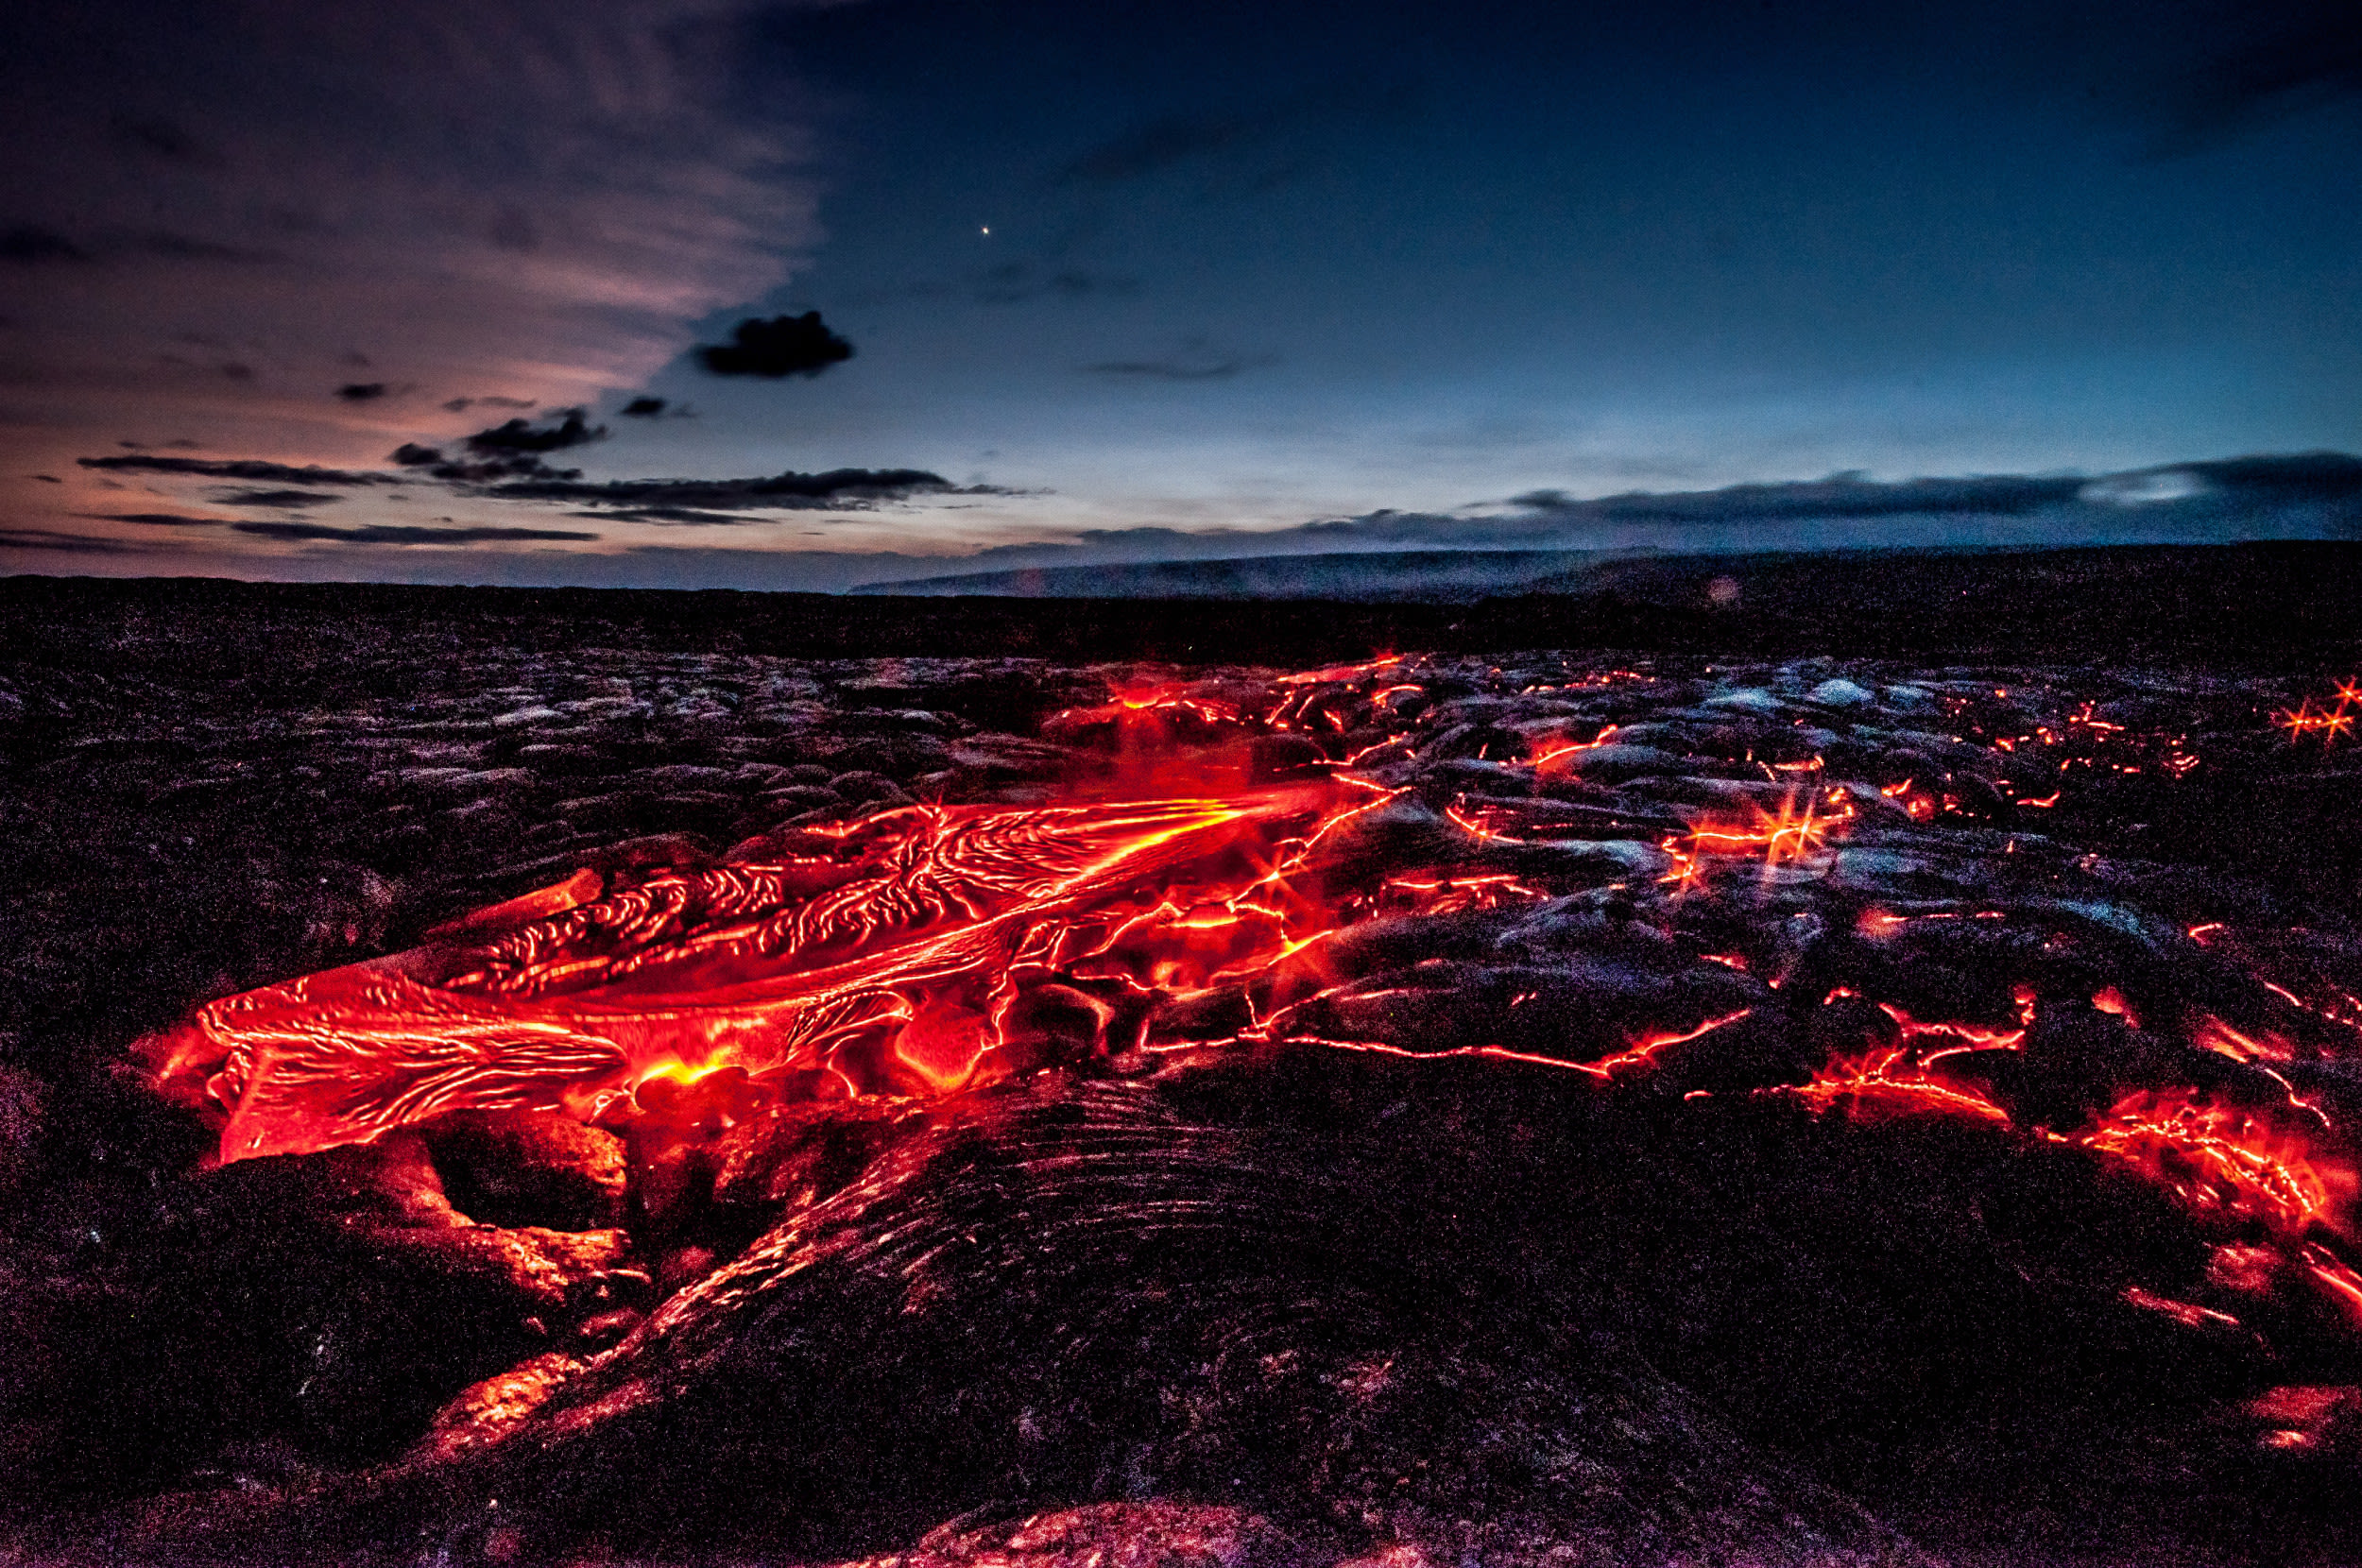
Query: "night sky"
3 0 2357 590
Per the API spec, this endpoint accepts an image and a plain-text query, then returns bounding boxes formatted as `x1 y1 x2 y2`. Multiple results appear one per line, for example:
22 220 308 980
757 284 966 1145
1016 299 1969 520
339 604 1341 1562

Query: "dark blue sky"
3 0 2356 586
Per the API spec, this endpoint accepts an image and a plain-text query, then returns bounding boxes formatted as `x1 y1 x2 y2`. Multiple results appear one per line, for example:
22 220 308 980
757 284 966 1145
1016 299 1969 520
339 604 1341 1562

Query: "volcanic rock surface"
4 582 2362 1566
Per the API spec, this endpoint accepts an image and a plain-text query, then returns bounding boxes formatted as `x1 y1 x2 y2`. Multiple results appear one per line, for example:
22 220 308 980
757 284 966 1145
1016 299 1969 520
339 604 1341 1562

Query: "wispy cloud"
228 520 599 545
77 454 405 485
1059 113 1260 183
0 525 176 554
211 487 346 507
1085 353 1277 382
483 466 1013 515
1 226 93 264
1054 78 1419 191
77 511 238 527
0 0 828 503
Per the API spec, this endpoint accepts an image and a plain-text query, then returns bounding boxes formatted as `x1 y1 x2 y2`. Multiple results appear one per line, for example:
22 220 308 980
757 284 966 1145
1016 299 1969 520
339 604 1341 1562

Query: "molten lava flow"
1566 1009 1755 1079
1876 1002 2027 1060
152 789 1378 1163
1530 724 1618 769
133 651 2362 1363
1278 655 1403 686
2197 1016 2295 1064
2121 1286 2240 1330
1775 1000 2362 1326
1779 1046 2014 1125
2076 1089 2351 1239
1048 684 1244 734
1652 787 1855 899
2302 1246 2362 1328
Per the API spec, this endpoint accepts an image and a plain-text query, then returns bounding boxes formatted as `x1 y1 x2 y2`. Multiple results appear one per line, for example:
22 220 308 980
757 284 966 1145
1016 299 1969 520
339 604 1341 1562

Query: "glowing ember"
2121 1286 2239 1330
2197 1016 2295 1064
2274 681 2359 746
2303 1246 2362 1328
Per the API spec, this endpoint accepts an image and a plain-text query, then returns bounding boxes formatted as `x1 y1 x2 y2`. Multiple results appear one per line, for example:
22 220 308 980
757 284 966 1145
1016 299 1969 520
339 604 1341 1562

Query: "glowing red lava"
152 789 1371 1161
138 656 2362 1347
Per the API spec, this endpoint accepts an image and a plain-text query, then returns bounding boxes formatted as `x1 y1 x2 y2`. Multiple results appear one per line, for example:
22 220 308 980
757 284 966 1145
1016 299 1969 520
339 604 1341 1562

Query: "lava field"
5 580 2362 1567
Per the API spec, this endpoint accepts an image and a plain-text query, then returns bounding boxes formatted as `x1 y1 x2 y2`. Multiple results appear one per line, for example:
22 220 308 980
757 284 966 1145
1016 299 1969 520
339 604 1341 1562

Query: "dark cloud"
392 441 584 484
0 527 168 554
0 224 269 264
441 396 535 414
1085 355 1273 382
1505 472 2084 523
619 397 669 418
1060 114 1255 183
396 415 603 485
77 454 404 485
2192 451 2362 497
210 488 343 508
1053 81 1414 191
106 111 225 168
696 313 855 378
31 474 61 483
218 362 253 381
76 511 229 527
464 407 606 454
1502 452 2362 526
480 467 1000 514
436 457 584 484
229 520 599 545
336 382 388 401
1 225 90 264
565 506 762 524
840 264 1139 308
2151 0 2362 153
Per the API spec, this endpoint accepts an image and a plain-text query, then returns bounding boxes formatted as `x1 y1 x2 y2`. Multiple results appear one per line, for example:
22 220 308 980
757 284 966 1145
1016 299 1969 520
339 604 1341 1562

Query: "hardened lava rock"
168 1074 1933 1568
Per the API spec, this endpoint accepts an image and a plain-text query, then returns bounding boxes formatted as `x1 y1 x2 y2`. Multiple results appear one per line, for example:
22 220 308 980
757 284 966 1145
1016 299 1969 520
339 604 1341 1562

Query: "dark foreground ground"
4 555 2362 1567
